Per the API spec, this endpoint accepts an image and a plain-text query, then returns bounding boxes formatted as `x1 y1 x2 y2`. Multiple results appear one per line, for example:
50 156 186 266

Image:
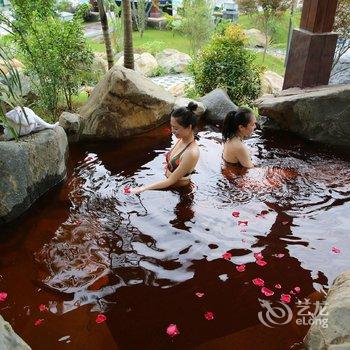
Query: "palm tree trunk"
97 0 114 69
123 0 134 69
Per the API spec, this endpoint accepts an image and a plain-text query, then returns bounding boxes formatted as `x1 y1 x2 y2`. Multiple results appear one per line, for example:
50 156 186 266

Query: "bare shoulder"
186 142 200 160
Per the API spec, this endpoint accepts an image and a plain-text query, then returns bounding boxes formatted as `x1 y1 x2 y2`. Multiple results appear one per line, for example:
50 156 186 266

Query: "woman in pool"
222 107 256 169
130 102 200 194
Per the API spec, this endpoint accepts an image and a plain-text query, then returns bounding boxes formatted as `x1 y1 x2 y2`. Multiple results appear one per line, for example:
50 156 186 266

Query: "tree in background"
132 0 148 38
2 0 93 118
180 0 214 55
123 0 134 69
97 0 114 69
332 0 350 77
189 24 262 104
237 0 290 61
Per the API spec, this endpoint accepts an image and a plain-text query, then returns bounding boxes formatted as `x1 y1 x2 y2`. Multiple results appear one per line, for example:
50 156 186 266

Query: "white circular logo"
258 298 293 328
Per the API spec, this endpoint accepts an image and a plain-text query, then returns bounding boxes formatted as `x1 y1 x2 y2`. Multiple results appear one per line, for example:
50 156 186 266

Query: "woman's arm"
130 149 199 194
236 144 254 168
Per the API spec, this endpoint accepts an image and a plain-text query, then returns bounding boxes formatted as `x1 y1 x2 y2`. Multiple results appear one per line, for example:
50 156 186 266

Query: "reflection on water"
1 127 350 349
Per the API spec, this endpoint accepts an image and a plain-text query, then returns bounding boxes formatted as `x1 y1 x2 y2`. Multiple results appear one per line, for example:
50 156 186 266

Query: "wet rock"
0 127 68 224
156 49 192 74
304 270 350 349
255 84 350 147
245 28 268 48
79 65 175 139
59 112 81 142
261 70 284 95
0 315 31 349
116 53 158 77
199 88 238 126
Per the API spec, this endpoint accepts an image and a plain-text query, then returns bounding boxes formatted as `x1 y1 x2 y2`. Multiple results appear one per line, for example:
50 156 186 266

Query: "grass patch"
87 29 192 54
255 52 285 76
237 10 301 49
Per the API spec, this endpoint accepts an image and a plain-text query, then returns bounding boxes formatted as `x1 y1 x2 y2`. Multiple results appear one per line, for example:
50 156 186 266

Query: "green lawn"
237 10 302 49
87 29 192 54
255 52 285 76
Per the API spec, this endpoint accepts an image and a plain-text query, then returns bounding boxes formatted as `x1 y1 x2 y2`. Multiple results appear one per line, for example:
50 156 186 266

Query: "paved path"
150 73 194 91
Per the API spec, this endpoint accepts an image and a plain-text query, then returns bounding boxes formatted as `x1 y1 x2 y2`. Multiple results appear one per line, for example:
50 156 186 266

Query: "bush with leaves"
189 24 262 104
1 1 94 119
179 0 214 54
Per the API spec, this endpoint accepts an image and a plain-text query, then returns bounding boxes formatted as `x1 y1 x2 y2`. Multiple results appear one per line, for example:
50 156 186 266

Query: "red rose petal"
236 264 246 272
254 252 264 260
276 253 285 258
238 220 248 226
222 252 232 260
231 211 240 218
332 246 341 254
166 323 180 337
252 278 265 286
261 287 274 296
204 311 214 320
0 292 8 302
256 259 267 267
34 319 44 326
294 286 301 293
280 294 291 303
275 284 282 289
123 186 131 194
39 304 48 312
95 314 107 324
195 292 204 298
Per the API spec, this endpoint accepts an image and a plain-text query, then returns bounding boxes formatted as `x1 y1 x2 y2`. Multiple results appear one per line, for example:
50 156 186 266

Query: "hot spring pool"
1 125 349 349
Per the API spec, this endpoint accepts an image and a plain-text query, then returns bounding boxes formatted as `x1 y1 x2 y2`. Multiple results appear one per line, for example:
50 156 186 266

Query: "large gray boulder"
0 127 68 224
199 88 238 126
155 49 192 74
79 65 175 139
0 315 31 349
255 84 350 146
304 270 350 349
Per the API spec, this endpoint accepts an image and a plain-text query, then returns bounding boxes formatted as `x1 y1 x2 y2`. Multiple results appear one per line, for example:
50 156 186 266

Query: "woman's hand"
128 186 145 195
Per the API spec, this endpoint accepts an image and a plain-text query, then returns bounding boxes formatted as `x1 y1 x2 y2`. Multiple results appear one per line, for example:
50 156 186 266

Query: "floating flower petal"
294 286 301 293
332 246 341 254
222 252 232 260
166 324 180 337
254 252 264 260
95 314 107 324
204 311 214 320
256 259 267 267
218 274 229 282
276 253 285 258
238 220 248 226
282 221 289 225
231 211 240 218
0 292 7 302
34 319 44 326
236 265 246 272
39 304 48 312
261 287 274 296
280 294 291 303
123 186 131 194
195 292 204 298
275 284 282 289
252 278 265 286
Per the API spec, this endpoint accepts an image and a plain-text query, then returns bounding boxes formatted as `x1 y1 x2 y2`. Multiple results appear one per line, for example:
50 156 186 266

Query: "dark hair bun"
187 101 198 112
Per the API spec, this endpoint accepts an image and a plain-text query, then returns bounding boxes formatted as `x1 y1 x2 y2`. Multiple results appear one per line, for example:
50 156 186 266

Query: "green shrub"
149 65 167 77
189 24 262 104
137 41 165 55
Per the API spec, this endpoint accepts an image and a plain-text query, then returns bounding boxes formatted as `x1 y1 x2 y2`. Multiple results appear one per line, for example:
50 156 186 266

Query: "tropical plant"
164 13 182 37
105 0 124 52
97 0 114 69
123 0 135 69
1 2 94 118
0 48 28 141
131 0 148 38
180 0 214 54
189 24 262 104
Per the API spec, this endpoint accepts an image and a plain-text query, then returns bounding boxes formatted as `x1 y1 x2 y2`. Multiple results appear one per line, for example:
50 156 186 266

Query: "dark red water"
1 125 350 350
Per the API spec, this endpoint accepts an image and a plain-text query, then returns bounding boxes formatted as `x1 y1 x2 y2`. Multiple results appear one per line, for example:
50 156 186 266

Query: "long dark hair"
171 102 198 128
222 107 253 142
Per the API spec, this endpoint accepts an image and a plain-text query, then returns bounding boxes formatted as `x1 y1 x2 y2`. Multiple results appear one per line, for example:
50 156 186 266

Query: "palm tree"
123 0 134 69
97 0 114 69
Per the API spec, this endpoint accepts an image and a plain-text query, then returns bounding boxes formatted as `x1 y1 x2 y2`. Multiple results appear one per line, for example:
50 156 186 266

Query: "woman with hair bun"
222 107 256 168
130 102 200 194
